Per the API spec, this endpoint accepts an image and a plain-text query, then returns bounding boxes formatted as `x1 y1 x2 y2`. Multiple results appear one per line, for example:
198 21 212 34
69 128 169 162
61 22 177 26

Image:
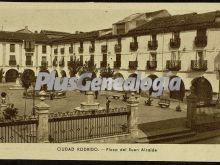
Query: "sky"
0 3 220 33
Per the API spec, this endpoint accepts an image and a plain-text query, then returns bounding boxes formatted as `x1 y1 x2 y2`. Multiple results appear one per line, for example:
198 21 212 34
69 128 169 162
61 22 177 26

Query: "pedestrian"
95 90 99 99
106 97 111 113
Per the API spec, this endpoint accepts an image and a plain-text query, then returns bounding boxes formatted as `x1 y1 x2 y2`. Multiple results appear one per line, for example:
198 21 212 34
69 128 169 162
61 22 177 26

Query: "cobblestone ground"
0 83 186 124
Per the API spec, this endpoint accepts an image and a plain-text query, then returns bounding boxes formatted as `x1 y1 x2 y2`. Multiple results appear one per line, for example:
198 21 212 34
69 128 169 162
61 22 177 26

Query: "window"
42 56 47 62
54 48 58 54
90 55 94 62
80 55 83 65
9 55 16 65
152 34 157 41
133 36 137 43
150 52 157 61
26 55 32 66
116 54 121 62
61 48 65 54
69 46 73 53
80 42 83 48
197 29 206 37
10 44 15 53
103 54 107 62
173 32 180 39
171 51 180 61
26 55 32 61
117 38 121 45
196 51 205 61
42 45 47 54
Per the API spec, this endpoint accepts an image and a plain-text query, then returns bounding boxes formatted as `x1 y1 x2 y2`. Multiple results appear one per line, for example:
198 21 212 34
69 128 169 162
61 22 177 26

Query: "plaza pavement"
0 83 186 125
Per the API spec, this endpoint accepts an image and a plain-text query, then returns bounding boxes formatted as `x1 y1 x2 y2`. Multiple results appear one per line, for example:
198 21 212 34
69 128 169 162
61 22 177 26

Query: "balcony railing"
89 46 95 53
130 42 138 52
9 60 17 66
194 35 207 47
128 61 138 70
101 45 108 53
114 61 121 69
100 61 107 68
191 60 207 71
170 38 181 49
41 61 48 66
114 44 122 52
148 40 158 50
166 60 181 71
26 61 33 66
146 61 157 70
78 47 84 54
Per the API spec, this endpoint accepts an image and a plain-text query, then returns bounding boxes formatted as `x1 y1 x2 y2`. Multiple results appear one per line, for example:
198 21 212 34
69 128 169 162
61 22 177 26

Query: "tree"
3 104 18 120
100 64 114 78
0 68 4 83
20 71 34 118
78 60 98 88
68 57 82 77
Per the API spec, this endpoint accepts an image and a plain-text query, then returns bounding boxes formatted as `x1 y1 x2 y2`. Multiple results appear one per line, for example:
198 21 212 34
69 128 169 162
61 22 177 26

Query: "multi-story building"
1 10 220 103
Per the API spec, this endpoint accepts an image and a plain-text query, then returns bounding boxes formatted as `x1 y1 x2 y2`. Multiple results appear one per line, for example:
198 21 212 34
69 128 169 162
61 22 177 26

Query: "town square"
0 3 220 144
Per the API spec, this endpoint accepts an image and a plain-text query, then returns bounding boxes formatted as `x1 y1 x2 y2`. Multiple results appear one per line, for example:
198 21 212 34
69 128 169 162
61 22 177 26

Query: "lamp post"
216 64 220 108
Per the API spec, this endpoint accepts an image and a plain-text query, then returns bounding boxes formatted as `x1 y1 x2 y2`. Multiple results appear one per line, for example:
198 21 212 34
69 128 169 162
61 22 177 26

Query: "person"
95 90 99 99
106 97 111 113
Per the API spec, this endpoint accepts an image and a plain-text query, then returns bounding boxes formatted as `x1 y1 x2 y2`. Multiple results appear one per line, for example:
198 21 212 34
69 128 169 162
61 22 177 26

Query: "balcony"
128 61 138 70
101 45 108 53
170 38 181 49
166 60 181 71
41 61 48 66
130 42 138 52
26 61 33 66
114 61 121 69
9 60 16 66
78 47 83 54
89 46 95 53
148 40 158 50
100 61 107 68
114 44 121 52
191 60 207 71
194 35 207 47
146 61 157 70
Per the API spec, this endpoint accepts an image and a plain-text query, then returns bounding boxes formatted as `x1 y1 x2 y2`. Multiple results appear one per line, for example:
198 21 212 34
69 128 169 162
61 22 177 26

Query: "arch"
148 74 158 95
23 69 36 82
169 76 185 101
191 76 213 105
113 72 124 79
128 73 137 78
5 69 19 82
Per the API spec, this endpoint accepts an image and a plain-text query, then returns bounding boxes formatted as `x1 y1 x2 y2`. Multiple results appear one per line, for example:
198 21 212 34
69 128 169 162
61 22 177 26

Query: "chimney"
25 26 28 31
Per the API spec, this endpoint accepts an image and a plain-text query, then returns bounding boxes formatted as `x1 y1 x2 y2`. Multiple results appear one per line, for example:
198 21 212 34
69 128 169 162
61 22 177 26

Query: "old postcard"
0 2 220 161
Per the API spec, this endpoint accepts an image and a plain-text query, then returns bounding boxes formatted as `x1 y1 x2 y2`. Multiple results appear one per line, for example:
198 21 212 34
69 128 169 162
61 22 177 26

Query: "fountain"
74 91 104 112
